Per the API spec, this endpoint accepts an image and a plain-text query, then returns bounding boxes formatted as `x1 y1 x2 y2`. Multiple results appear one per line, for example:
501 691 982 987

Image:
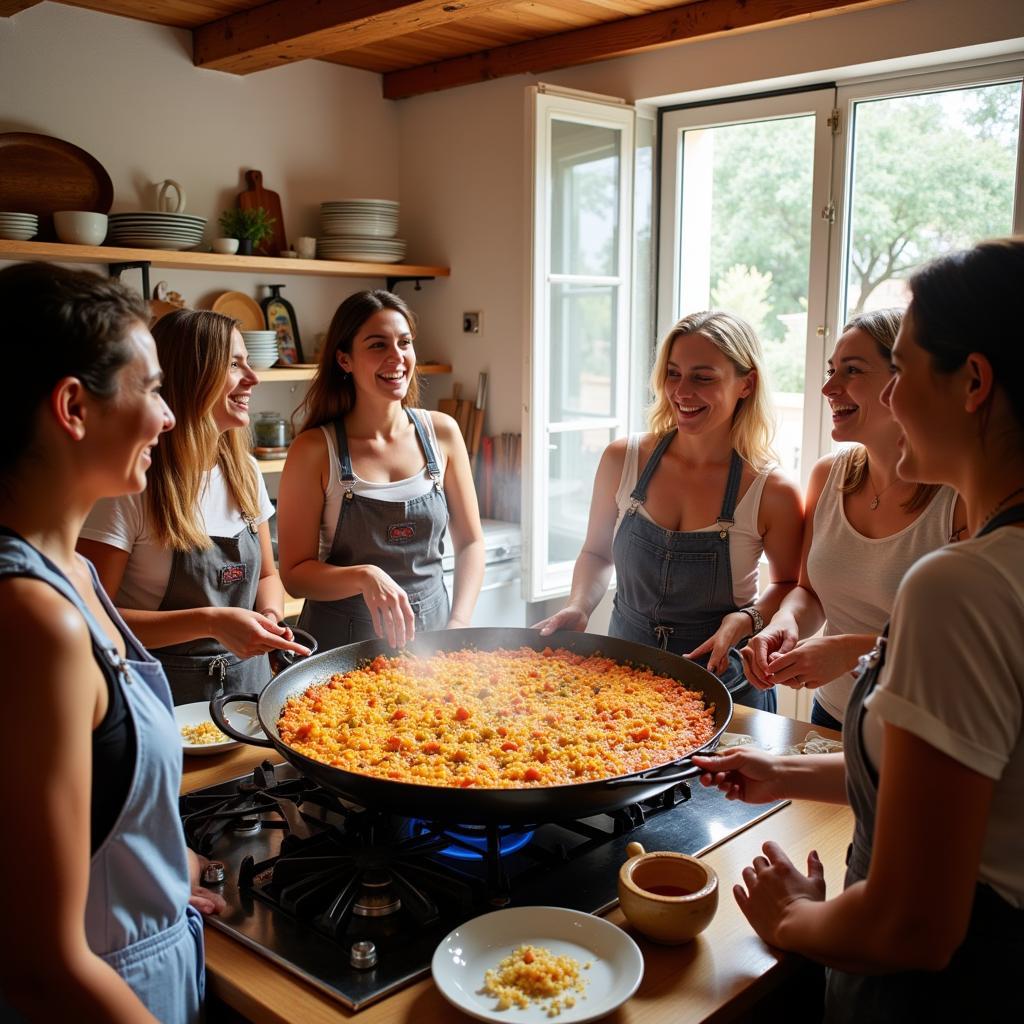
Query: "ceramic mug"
157 179 186 214
617 841 718 944
295 236 317 259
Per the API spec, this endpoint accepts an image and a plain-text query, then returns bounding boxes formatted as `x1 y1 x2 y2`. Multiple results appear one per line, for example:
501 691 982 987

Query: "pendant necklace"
865 466 900 511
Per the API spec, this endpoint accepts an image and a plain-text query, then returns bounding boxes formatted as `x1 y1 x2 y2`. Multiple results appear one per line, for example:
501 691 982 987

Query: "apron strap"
332 419 356 498
629 430 677 507
406 408 443 490
979 502 1024 537
716 450 744 535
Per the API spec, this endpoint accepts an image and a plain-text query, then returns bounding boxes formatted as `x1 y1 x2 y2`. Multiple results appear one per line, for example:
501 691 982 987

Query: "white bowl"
54 211 108 245
212 237 240 255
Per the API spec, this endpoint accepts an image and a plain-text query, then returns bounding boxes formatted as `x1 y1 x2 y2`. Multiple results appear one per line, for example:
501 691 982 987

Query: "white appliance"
442 518 525 627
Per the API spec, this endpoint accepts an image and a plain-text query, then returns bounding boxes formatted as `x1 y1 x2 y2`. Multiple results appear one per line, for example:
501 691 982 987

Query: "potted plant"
218 206 275 256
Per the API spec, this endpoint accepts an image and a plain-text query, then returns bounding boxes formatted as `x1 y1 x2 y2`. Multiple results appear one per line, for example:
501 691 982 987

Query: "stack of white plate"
241 330 278 370
318 199 406 263
108 212 206 251
0 212 39 240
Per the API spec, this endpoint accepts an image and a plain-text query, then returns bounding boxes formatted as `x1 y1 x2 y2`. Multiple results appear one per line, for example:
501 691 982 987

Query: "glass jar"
253 411 287 448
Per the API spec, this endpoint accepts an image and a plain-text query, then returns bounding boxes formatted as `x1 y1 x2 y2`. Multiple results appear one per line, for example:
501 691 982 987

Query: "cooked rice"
276 646 716 789
481 944 589 1016
181 721 228 745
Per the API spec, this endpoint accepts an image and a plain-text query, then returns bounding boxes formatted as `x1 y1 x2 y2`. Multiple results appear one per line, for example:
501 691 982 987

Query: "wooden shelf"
256 458 287 474
0 239 450 281
283 595 303 619
256 362 450 384
255 366 317 382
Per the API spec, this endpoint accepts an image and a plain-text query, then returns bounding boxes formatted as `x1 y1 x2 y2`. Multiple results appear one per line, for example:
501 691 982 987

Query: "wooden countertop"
183 708 852 1023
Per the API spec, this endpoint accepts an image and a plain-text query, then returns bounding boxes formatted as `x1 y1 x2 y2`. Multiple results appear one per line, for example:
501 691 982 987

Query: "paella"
276 646 716 789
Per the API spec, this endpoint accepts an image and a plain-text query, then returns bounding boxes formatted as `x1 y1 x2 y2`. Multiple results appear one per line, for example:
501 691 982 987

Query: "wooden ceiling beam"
382 0 903 99
194 0 515 74
0 0 43 16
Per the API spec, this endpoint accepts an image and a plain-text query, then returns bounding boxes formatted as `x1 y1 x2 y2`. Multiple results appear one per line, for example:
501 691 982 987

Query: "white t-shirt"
80 461 275 611
614 434 770 606
863 528 1024 906
316 411 447 561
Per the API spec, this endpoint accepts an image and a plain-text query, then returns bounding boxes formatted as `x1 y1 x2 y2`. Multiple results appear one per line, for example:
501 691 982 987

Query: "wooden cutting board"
238 169 287 256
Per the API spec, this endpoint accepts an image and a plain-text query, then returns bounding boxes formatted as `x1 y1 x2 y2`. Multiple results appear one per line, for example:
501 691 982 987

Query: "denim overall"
298 408 450 649
153 519 271 705
608 433 775 711
0 533 203 1023
824 504 1024 1022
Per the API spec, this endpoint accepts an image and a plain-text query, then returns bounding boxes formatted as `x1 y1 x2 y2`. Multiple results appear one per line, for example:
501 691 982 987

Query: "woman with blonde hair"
277 289 484 649
538 310 802 710
742 308 965 727
79 308 307 704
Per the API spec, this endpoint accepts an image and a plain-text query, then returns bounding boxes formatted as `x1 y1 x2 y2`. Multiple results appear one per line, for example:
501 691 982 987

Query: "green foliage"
700 80 1020 390
218 206 275 244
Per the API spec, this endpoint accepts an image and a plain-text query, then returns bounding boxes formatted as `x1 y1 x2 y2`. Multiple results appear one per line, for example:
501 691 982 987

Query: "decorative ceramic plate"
432 906 644 1024
211 291 265 332
174 699 263 757
0 133 113 239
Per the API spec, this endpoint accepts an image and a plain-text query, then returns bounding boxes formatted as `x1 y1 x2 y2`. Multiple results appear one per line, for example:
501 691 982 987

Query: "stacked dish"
241 330 279 369
107 211 206 251
318 199 406 263
0 211 39 240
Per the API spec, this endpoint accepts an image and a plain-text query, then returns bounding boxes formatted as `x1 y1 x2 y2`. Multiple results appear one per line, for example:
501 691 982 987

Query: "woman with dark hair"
694 239 1024 1021
742 308 965 727
0 264 220 1022
79 309 308 704
277 289 484 648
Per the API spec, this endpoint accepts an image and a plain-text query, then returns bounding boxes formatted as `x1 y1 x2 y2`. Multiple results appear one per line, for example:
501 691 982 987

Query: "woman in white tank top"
743 309 965 726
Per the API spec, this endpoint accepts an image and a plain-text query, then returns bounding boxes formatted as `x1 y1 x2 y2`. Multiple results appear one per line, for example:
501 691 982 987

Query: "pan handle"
605 760 701 787
209 691 274 747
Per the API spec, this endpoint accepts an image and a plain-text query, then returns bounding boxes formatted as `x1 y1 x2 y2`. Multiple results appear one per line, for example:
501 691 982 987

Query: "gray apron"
153 518 271 705
608 433 775 711
297 408 450 650
824 504 1024 1022
0 532 203 1023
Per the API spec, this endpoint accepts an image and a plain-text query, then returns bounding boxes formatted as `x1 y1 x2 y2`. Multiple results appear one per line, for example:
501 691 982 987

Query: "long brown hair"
838 308 938 514
294 289 420 433
647 310 776 471
146 310 261 550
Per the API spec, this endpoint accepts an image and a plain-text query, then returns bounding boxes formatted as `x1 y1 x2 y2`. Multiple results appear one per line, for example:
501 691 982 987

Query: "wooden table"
183 708 852 1023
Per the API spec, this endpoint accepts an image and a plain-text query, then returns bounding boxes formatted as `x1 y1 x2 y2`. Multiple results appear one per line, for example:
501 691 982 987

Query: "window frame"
525 87 635 602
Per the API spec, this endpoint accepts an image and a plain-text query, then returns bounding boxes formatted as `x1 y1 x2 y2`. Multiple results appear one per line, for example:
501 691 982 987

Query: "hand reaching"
685 611 748 676
211 608 312 660
734 841 826 949
358 565 416 647
691 747 789 804
535 605 589 637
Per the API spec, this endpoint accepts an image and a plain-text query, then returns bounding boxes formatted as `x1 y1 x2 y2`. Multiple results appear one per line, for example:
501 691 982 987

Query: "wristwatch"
738 605 764 634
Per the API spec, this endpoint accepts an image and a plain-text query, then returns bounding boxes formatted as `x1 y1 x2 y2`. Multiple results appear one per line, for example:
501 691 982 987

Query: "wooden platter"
0 133 113 240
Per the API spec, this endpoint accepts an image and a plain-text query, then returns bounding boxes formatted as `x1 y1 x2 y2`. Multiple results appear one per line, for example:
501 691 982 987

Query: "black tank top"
0 528 135 853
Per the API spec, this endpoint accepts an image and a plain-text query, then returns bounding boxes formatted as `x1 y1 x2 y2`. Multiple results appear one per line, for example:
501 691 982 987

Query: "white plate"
174 699 264 756
432 906 643 1024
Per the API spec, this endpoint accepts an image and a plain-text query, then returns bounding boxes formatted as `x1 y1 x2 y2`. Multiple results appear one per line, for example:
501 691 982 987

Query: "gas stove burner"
232 815 262 835
353 872 402 918
407 820 536 861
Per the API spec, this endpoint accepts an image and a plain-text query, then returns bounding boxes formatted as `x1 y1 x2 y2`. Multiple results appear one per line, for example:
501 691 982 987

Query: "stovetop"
182 761 785 1011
